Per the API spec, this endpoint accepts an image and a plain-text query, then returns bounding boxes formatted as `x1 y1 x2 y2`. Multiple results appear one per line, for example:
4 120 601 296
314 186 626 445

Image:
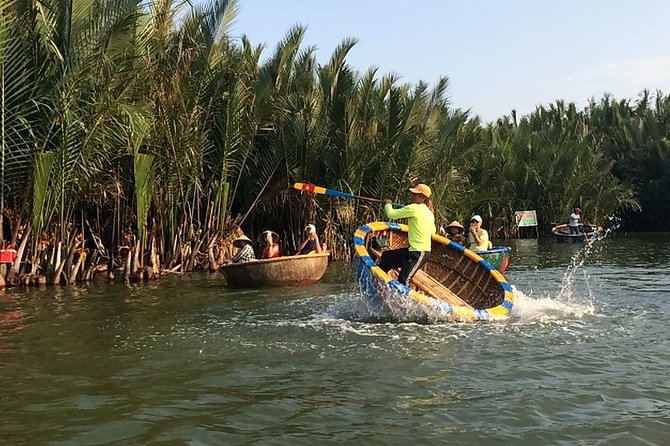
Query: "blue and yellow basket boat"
477 246 511 273
354 222 514 321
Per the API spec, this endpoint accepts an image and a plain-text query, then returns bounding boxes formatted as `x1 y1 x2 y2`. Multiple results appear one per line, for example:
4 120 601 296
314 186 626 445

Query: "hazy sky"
231 0 670 121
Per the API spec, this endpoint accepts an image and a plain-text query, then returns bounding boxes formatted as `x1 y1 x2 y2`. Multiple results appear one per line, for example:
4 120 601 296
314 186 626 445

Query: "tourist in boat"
569 207 582 234
468 215 490 251
444 220 467 246
379 183 436 285
225 235 256 264
259 230 280 259
295 224 323 255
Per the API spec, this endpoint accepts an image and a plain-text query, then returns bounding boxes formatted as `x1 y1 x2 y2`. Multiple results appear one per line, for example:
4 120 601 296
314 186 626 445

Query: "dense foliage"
0 0 667 278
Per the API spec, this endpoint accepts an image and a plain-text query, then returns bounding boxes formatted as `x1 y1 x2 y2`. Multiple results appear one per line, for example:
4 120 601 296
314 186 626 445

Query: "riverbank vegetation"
0 0 668 286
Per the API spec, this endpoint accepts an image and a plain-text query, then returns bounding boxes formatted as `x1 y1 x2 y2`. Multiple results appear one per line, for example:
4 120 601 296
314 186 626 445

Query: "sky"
230 0 670 122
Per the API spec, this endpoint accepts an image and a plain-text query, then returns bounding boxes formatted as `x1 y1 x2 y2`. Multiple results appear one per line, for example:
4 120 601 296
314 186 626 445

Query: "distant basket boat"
477 246 511 273
354 222 514 321
220 252 329 287
551 224 603 243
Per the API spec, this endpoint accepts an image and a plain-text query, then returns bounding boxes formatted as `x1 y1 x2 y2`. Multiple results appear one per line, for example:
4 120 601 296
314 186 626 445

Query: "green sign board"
515 210 538 227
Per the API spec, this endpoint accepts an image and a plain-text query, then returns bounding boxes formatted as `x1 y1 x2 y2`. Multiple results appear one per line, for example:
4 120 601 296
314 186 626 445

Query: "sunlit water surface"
1 234 669 445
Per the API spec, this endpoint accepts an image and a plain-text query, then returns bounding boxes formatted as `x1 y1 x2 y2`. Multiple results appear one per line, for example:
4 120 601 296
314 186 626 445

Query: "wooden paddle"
293 182 404 207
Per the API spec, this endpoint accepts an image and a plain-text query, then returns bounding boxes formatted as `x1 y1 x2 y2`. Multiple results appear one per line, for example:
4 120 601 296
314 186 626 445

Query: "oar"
293 183 404 207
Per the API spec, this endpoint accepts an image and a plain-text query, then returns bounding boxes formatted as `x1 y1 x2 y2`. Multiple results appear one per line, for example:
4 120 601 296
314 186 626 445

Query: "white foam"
507 222 622 324
509 286 595 323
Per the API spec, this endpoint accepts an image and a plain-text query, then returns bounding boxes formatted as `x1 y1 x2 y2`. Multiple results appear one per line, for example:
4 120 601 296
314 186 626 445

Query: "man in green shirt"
379 184 436 285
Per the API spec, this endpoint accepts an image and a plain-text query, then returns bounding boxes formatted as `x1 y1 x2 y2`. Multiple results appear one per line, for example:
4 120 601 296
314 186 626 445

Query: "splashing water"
318 282 596 325
556 239 598 302
509 286 594 323
340 222 621 325
510 218 621 323
557 216 618 302
342 268 596 325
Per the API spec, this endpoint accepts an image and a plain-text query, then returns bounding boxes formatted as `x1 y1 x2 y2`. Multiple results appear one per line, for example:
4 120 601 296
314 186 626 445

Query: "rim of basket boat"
477 246 512 254
353 221 515 321
220 251 330 269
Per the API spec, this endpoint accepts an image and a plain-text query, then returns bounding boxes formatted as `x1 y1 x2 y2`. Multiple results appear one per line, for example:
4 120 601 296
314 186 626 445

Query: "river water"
1 234 669 445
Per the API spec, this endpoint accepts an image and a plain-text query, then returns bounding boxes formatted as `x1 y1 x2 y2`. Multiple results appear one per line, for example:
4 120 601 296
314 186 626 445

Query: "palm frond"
134 153 154 240
32 152 55 237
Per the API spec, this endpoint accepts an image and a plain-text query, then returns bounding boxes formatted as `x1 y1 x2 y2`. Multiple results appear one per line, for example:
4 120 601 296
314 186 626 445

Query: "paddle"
293 183 404 207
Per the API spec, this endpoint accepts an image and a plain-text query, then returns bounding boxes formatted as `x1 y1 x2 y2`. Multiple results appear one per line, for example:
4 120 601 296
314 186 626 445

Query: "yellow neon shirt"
384 203 435 252
468 228 490 251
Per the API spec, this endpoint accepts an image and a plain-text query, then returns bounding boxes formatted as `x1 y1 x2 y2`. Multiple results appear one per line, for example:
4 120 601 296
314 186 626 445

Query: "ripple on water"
1 237 669 444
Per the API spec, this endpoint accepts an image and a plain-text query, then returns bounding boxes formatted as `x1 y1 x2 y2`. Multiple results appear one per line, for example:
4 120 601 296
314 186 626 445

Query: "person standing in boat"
259 230 280 258
295 224 323 255
225 235 256 264
468 215 490 251
569 207 582 234
379 184 436 285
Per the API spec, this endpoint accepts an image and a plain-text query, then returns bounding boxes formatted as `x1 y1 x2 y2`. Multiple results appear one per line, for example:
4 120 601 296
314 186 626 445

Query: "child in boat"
259 230 280 258
295 224 323 255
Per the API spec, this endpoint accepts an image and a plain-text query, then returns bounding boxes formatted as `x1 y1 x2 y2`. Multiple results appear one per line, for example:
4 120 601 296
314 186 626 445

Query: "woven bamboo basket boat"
552 224 603 243
221 252 329 287
477 246 511 273
354 222 514 321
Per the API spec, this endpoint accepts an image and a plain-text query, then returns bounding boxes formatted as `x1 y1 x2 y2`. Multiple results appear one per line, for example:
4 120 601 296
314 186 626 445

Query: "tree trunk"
84 249 99 281
68 252 85 285
123 249 131 283
6 226 31 285
62 232 81 280
9 214 22 246
132 244 140 282
187 234 206 271
150 237 160 277
207 235 219 272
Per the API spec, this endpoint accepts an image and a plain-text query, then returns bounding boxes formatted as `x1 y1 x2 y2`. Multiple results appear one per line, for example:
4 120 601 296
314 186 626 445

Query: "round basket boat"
477 246 511 273
552 224 603 243
354 222 514 321
221 252 329 287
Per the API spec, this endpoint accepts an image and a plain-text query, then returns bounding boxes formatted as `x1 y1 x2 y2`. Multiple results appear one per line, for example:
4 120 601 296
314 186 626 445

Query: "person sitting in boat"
444 220 468 246
295 224 323 255
259 230 280 259
379 183 436 285
468 215 490 251
225 235 256 264
569 207 582 234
